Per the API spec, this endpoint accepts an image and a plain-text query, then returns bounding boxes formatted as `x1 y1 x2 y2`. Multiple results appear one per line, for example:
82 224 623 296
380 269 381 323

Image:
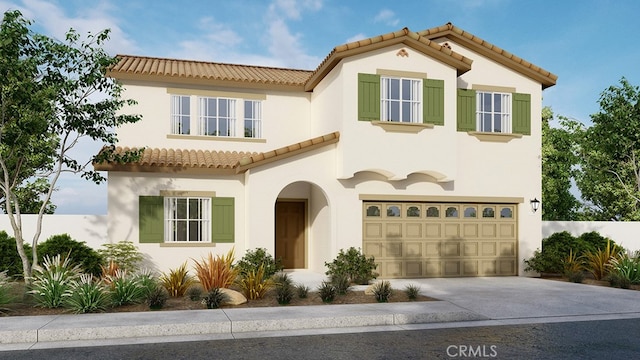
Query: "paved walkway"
3 273 640 351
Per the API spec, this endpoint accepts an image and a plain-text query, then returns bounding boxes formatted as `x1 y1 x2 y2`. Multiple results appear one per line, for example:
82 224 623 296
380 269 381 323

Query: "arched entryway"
274 181 330 271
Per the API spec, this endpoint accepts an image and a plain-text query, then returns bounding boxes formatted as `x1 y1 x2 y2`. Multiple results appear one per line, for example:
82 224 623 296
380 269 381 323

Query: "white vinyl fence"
0 214 107 248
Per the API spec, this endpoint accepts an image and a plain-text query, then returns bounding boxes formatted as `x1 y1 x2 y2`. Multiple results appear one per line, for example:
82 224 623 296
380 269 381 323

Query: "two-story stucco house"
94 23 556 278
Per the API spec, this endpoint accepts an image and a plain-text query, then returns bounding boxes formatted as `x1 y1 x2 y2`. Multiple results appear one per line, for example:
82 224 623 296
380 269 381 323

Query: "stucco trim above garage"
359 194 524 204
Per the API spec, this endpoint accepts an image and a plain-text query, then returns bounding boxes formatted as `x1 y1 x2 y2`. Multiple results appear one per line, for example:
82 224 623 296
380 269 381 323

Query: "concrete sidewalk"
3 274 640 351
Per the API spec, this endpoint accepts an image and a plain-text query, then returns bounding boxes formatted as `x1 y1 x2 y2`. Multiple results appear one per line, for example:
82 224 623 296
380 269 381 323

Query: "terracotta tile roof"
304 27 472 91
418 23 557 89
107 55 313 91
108 23 555 91
93 132 340 174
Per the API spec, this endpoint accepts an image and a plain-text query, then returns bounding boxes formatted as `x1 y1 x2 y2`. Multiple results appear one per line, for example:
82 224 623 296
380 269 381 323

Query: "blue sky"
2 0 640 214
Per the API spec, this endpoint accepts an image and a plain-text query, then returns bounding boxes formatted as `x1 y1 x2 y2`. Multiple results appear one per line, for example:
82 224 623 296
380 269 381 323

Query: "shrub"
160 262 196 297
524 231 618 274
273 272 294 305
100 260 119 285
193 249 239 291
331 273 350 295
317 281 336 303
0 271 13 310
584 240 622 280
186 285 204 301
325 247 378 285
295 284 310 299
108 270 145 306
609 252 640 285
372 281 393 303
404 284 421 300
29 254 80 308
235 248 283 280
202 287 228 309
66 274 110 314
563 249 584 283
98 241 144 273
135 269 159 297
38 234 103 277
0 231 31 278
236 264 273 300
606 272 632 289
146 285 169 310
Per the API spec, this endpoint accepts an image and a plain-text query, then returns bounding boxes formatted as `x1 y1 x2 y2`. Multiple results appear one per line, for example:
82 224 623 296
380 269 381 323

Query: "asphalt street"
3 318 639 360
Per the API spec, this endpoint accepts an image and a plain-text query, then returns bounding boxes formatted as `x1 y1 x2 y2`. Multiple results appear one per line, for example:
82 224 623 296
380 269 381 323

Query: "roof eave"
420 25 557 89
107 71 308 92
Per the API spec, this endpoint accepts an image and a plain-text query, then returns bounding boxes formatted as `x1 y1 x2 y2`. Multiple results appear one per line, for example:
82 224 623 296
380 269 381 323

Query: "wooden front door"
275 201 306 269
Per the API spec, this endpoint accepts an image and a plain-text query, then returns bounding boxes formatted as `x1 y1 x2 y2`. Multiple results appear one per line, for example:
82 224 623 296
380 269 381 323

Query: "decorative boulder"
220 288 247 305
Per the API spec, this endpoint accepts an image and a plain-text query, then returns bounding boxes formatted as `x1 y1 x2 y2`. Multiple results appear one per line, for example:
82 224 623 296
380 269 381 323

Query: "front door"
275 200 306 269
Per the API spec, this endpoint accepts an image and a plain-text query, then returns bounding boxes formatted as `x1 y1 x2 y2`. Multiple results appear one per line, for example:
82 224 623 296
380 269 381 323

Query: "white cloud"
373 9 399 27
346 33 367 43
2 0 137 55
266 18 319 69
270 0 323 20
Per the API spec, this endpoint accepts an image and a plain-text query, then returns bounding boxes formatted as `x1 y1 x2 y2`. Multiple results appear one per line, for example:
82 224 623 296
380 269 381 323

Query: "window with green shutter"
457 89 476 131
138 195 235 244
139 196 164 243
456 89 531 135
423 79 444 125
358 73 380 121
512 93 531 135
212 197 235 243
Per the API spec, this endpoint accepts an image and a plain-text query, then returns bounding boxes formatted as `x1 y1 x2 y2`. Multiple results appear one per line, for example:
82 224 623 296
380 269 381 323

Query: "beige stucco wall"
116 83 312 153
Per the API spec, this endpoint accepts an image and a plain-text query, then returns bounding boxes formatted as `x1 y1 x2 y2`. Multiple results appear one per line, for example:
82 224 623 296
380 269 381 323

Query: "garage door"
363 202 517 278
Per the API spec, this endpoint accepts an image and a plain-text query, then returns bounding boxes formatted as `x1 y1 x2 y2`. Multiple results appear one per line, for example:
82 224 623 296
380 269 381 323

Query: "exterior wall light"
530 198 540 213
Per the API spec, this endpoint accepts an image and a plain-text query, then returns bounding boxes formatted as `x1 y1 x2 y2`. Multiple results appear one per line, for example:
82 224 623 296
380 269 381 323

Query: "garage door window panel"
482 207 495 218
464 206 477 218
406 205 421 217
445 206 459 218
366 205 381 217
426 206 440 218
386 205 401 217
500 207 514 218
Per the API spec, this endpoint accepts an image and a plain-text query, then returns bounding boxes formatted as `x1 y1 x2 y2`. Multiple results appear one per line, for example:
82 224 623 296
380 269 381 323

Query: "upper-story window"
357 73 444 126
244 100 262 138
381 77 421 123
477 92 511 133
199 97 236 137
170 95 190 135
457 88 531 135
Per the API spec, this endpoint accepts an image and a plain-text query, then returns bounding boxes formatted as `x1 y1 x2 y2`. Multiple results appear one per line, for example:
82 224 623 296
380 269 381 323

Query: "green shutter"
457 88 476 131
512 93 531 135
212 197 234 243
358 73 380 121
139 196 164 243
423 79 444 125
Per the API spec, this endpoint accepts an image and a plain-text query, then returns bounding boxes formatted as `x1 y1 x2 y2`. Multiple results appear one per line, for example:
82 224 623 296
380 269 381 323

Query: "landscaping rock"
221 288 247 305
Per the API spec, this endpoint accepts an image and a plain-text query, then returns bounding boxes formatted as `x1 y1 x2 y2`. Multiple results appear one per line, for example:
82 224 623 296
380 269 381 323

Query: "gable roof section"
107 56 313 91
93 132 340 175
418 23 557 89
303 27 473 91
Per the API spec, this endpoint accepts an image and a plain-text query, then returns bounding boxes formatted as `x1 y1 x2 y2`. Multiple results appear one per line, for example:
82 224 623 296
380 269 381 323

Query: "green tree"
0 10 142 280
541 106 580 220
575 78 640 220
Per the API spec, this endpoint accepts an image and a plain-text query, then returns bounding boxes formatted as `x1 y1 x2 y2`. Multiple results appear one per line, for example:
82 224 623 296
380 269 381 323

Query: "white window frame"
199 97 236 137
170 95 190 135
476 91 511 133
164 197 210 242
244 100 262 138
381 77 422 123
